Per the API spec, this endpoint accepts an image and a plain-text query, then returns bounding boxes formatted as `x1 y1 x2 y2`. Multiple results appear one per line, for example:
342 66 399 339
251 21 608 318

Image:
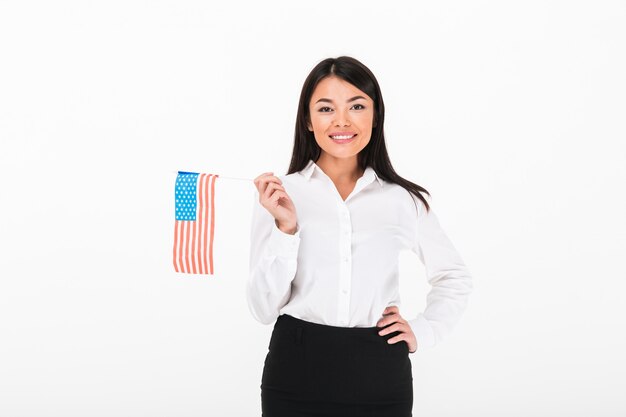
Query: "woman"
247 56 473 417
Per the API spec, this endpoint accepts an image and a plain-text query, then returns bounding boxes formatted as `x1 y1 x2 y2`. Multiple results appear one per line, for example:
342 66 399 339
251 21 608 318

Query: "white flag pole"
171 171 253 181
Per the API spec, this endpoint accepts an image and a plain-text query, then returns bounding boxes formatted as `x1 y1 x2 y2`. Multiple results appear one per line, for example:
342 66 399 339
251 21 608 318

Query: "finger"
254 172 274 189
386 334 409 345
260 174 282 184
390 316 408 326
263 182 277 202
261 175 282 184
254 171 273 182
378 322 404 336
385 306 400 313
270 184 286 192
377 314 394 327
258 175 283 195
263 182 286 202
270 190 291 205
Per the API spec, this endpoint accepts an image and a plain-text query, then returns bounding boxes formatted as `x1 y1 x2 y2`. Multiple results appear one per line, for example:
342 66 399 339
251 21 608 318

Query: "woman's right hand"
253 172 298 234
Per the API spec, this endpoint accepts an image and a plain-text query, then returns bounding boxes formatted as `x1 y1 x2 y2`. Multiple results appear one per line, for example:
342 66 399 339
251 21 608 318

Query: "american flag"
173 171 218 275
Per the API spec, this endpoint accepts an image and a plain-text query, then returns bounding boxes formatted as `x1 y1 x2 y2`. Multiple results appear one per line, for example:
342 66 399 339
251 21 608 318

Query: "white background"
1 1 625 416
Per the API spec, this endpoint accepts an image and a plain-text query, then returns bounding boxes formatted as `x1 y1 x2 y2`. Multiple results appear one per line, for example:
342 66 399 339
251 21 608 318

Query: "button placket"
337 201 352 325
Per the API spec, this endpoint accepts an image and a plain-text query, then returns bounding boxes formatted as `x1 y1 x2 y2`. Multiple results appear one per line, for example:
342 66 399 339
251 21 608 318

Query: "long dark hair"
286 55 431 213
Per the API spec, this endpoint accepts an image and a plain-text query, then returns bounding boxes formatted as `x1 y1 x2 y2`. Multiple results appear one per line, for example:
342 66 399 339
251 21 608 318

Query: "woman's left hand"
376 305 417 353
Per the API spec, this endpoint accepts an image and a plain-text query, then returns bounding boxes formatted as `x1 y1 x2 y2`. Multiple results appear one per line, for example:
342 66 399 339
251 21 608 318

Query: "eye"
318 104 365 112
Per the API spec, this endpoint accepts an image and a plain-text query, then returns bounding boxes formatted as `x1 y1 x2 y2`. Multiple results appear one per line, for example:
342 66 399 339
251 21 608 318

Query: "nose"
335 110 350 126
333 112 351 126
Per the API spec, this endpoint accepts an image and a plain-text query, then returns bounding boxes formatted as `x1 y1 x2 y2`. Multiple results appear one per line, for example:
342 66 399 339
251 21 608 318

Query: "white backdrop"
1 1 624 416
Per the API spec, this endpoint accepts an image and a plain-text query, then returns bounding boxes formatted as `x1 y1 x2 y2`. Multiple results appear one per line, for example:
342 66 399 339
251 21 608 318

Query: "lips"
329 134 357 144
329 133 357 140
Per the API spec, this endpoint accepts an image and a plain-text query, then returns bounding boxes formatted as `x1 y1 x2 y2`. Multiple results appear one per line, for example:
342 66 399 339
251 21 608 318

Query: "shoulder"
382 181 431 218
381 181 419 202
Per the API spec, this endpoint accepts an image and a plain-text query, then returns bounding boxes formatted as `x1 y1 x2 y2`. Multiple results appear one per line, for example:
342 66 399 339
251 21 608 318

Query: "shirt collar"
300 159 384 187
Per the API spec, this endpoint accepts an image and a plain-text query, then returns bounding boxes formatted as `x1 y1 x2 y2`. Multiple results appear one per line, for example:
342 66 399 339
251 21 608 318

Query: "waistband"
277 313 380 334
274 313 407 356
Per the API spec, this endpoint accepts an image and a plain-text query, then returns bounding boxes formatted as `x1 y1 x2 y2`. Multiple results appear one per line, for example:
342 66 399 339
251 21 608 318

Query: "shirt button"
342 288 348 294
343 230 349 235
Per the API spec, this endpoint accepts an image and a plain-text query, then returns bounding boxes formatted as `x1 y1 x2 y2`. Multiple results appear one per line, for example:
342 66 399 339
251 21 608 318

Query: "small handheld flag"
173 171 218 275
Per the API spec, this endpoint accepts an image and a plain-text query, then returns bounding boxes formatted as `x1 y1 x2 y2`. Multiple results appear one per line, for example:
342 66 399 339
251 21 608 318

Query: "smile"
330 134 356 140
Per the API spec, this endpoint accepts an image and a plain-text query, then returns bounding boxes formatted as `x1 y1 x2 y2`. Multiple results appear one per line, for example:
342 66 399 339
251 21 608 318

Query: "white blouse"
246 158 473 351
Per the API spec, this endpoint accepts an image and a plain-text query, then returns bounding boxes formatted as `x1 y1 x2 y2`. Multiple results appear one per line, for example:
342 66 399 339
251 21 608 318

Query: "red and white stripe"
173 173 218 274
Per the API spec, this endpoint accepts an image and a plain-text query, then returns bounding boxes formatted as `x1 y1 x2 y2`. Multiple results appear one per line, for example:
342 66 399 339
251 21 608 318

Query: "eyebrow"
314 95 368 104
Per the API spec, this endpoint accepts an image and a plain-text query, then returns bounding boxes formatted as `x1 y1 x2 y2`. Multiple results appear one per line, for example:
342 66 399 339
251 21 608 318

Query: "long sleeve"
407 198 474 351
246 189 301 325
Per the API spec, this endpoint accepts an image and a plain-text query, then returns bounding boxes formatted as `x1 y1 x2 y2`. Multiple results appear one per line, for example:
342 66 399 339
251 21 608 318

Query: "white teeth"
330 135 355 140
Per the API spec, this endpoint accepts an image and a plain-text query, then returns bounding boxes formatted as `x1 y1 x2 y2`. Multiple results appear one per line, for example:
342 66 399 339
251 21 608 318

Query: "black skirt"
260 313 413 417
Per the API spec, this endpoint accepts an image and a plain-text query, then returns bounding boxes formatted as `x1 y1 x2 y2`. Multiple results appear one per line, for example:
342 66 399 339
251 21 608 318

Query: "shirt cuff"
267 221 301 258
408 313 436 352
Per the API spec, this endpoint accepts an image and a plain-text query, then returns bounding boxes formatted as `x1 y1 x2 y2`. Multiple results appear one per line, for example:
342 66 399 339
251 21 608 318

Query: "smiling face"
307 75 376 162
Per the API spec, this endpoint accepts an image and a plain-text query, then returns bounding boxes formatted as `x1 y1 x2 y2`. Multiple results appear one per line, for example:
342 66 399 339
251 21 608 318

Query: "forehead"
310 76 372 102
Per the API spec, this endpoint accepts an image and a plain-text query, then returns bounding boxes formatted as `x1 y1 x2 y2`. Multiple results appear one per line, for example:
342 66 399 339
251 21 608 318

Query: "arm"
246 189 301 324
407 197 474 350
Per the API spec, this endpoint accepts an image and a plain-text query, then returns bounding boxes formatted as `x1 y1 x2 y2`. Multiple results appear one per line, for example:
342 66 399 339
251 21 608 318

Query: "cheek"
310 116 331 132
354 112 374 127
308 113 319 128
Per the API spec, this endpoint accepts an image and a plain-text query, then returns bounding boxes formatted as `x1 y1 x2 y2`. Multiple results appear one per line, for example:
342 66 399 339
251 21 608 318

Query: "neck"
315 155 363 183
